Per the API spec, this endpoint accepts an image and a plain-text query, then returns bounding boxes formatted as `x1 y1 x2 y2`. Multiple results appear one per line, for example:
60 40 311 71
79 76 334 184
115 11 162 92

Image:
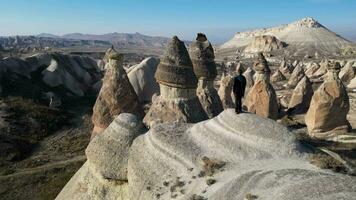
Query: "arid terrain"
0 16 355 200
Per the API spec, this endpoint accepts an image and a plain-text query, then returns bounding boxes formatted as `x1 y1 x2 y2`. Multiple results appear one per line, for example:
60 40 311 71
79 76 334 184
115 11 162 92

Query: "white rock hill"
220 17 352 56
57 110 356 200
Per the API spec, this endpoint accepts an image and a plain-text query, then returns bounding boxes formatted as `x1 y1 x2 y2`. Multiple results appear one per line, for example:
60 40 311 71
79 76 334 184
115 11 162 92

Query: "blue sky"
0 0 355 43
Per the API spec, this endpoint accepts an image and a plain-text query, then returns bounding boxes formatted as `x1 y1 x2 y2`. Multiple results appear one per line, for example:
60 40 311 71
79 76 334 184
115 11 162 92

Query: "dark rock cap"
104 45 117 62
109 52 123 61
253 52 271 74
155 36 198 88
189 33 217 80
327 61 341 71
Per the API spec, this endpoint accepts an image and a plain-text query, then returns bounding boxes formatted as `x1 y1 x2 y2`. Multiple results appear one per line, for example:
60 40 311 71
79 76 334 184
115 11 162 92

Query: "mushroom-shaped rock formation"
189 33 223 118
127 57 160 103
91 53 143 139
287 64 305 88
271 69 286 82
57 113 146 200
288 76 314 114
305 61 351 139
218 73 235 109
244 53 278 119
143 36 208 127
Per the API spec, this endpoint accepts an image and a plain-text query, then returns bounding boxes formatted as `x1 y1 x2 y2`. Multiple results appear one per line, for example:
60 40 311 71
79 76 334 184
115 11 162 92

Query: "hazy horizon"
1 0 355 43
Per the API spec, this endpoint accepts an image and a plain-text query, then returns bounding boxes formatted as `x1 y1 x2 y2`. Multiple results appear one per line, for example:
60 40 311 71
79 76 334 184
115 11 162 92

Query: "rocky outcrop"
218 73 234 109
244 35 285 53
243 67 255 90
92 53 143 139
189 33 223 118
288 76 314 114
339 61 355 84
0 53 102 101
244 53 278 119
312 60 328 78
305 61 350 139
288 64 305 88
305 62 320 78
103 45 117 64
279 59 292 77
127 110 356 199
59 110 356 200
127 57 160 103
271 69 286 82
57 113 146 200
144 36 207 127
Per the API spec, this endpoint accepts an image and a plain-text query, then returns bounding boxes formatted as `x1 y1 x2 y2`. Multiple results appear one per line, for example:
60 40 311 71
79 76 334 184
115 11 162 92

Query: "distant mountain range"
0 32 172 53
37 32 171 49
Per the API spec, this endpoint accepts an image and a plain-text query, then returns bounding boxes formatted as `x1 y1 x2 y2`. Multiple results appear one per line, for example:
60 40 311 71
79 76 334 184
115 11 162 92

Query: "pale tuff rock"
348 76 356 89
244 53 278 119
339 60 355 84
243 67 255 89
279 59 292 77
305 62 320 78
288 76 314 114
288 64 305 88
127 57 160 103
92 53 143 139
103 45 117 63
189 33 223 118
218 73 235 109
144 36 207 127
271 69 286 82
312 60 328 78
128 110 356 200
57 114 145 200
244 35 285 54
305 61 351 139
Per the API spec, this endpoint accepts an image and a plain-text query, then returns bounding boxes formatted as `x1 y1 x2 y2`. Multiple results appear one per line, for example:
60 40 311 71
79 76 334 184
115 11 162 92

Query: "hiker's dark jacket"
233 75 247 97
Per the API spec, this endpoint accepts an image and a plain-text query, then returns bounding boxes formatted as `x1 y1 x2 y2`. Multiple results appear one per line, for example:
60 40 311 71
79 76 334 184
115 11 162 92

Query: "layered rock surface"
58 110 356 200
144 36 207 127
190 33 223 118
92 53 143 138
130 110 355 199
305 61 350 138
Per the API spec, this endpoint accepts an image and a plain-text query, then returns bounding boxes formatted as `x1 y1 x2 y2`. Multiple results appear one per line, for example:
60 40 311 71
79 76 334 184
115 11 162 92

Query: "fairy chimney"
189 33 223 118
244 53 278 119
91 53 143 139
305 61 350 139
143 36 208 127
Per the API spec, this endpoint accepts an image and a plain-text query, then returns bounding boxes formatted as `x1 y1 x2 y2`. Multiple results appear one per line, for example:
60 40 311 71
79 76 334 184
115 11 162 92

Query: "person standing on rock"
233 68 246 113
